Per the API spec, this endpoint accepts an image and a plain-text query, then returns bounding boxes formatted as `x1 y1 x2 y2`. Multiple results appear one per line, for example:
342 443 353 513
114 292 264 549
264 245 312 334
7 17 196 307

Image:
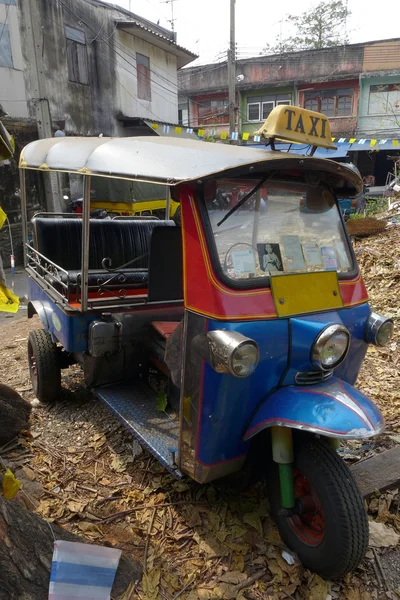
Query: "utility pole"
227 0 236 136
24 0 61 211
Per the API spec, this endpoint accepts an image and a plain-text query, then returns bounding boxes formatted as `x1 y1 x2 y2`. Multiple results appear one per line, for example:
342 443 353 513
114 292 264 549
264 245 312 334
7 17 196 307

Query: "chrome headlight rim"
365 312 394 347
311 323 350 371
192 330 260 378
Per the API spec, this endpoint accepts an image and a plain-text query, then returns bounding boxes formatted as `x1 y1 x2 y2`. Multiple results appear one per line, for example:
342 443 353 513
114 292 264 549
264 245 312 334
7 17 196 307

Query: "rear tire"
28 330 61 403
268 436 368 579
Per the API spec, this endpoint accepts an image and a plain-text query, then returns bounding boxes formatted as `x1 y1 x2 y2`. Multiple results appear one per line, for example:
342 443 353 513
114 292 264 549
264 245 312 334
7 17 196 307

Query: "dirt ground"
1 228 400 600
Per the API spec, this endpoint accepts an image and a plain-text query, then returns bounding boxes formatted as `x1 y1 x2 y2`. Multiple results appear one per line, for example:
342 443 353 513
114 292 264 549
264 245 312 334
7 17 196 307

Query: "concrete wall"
17 0 181 136
357 74 400 137
179 45 364 96
0 1 28 117
116 29 178 126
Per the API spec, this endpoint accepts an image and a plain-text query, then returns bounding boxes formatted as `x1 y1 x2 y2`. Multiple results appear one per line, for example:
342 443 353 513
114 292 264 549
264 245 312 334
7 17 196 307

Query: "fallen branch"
143 507 157 570
97 500 205 524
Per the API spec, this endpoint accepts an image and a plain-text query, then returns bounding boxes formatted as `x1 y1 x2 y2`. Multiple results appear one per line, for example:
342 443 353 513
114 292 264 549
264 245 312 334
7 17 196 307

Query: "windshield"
204 179 354 285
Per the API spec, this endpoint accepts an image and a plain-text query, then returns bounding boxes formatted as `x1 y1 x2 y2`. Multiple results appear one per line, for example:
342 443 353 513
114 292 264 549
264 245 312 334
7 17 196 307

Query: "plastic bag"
49 540 121 599
0 282 19 313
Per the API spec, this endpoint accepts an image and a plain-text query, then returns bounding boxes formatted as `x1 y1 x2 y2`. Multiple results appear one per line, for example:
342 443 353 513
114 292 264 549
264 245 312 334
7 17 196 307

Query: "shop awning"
247 141 350 159
247 139 400 156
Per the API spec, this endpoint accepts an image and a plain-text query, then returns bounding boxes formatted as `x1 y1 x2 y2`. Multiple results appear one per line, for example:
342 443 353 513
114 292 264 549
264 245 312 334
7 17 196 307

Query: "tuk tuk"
20 106 393 579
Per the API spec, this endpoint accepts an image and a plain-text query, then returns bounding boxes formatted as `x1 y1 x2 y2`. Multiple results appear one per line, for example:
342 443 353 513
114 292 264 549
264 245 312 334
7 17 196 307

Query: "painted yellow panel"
254 105 336 150
271 271 343 317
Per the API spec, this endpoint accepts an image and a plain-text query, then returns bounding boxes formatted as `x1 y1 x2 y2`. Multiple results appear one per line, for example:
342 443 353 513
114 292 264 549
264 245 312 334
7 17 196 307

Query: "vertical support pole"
25 0 61 211
271 426 295 509
251 188 262 249
19 169 28 267
81 176 91 312
228 0 236 136
165 187 171 220
326 437 340 450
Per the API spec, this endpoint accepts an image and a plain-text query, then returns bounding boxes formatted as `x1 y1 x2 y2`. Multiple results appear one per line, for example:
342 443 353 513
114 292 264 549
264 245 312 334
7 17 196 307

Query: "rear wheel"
28 330 61 403
268 436 368 579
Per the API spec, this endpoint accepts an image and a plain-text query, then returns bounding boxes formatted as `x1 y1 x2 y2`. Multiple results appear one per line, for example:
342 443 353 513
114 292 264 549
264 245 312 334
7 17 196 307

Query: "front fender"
243 377 384 440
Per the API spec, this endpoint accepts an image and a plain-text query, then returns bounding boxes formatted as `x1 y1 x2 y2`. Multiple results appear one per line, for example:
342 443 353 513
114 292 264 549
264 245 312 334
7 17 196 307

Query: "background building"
0 0 196 266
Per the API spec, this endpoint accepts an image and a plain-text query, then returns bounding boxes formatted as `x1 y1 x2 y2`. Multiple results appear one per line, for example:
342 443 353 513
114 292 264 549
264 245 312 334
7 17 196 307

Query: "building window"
197 98 229 124
247 93 291 122
304 88 354 117
0 22 13 68
248 103 260 121
178 108 188 126
137 53 151 101
368 83 400 115
65 26 89 84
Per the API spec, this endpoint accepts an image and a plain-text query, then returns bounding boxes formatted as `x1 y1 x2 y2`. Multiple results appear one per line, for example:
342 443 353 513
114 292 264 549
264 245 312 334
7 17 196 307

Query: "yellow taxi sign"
254 105 336 150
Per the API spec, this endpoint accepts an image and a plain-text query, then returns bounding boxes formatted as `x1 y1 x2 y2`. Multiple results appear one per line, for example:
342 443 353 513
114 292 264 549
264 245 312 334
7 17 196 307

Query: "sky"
103 0 399 66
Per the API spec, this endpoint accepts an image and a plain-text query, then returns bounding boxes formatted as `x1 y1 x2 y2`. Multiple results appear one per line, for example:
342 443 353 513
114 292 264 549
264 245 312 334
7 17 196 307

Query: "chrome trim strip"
250 419 385 439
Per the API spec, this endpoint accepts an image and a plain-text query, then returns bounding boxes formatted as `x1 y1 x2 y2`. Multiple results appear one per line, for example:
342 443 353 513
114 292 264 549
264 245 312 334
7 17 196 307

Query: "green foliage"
263 0 350 54
349 197 388 219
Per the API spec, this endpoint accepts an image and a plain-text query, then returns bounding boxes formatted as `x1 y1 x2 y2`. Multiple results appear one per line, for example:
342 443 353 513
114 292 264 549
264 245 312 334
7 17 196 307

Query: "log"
351 446 400 498
0 384 31 446
0 495 142 599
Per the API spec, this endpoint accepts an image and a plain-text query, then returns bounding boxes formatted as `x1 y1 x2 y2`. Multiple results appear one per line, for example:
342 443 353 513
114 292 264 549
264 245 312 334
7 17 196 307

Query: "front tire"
28 330 61 403
268 436 368 579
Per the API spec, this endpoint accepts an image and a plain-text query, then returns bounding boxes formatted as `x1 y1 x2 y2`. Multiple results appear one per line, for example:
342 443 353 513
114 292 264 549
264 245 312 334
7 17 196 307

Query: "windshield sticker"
321 246 338 271
335 241 351 269
231 249 256 275
257 243 283 272
281 235 306 271
302 243 324 267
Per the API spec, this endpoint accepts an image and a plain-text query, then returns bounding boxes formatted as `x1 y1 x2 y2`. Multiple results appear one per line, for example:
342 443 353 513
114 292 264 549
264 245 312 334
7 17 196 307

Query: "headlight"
365 312 394 347
231 343 259 377
311 324 350 370
192 330 259 378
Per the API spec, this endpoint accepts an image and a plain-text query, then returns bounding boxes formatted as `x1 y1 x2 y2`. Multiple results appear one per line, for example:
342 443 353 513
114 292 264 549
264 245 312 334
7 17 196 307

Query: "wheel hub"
288 470 325 546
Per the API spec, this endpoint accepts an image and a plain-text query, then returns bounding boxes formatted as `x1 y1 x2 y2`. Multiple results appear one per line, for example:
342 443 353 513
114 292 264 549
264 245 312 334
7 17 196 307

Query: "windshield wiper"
216 172 275 227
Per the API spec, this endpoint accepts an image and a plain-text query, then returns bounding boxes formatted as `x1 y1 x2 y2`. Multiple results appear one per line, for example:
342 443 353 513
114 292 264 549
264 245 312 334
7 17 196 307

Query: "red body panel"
179 185 368 320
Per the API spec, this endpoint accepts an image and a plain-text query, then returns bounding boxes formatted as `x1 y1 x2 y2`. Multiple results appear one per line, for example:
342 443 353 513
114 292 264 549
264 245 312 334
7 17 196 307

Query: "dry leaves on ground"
1 226 400 599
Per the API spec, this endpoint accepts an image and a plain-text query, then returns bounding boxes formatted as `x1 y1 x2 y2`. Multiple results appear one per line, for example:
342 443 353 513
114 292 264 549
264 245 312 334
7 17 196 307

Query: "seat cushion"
32 217 175 271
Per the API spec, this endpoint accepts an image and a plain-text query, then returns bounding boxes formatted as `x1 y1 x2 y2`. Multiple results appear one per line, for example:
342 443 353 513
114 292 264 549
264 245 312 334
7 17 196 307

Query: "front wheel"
268 436 368 579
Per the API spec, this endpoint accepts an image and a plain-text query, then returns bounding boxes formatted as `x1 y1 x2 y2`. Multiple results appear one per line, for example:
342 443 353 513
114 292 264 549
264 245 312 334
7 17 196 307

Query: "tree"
263 0 351 55
0 495 141 599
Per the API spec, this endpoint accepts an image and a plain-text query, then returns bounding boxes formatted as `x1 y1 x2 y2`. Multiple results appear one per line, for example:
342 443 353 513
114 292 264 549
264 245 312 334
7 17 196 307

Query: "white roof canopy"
20 136 361 194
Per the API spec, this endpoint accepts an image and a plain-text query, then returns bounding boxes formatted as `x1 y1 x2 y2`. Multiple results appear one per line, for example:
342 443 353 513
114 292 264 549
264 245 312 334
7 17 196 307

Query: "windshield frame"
197 177 359 291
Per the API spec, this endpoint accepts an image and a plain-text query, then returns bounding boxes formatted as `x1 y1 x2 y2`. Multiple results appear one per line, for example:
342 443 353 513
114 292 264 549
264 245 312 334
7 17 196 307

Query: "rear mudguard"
28 300 50 329
243 376 384 441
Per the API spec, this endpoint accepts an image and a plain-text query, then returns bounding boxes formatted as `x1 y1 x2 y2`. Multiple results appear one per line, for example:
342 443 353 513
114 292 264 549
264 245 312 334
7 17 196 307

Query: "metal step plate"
93 380 182 479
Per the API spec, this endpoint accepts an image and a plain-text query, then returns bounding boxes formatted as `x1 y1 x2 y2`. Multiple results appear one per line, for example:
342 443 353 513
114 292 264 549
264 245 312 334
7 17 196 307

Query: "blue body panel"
27 277 96 352
197 303 379 465
283 304 370 385
243 377 384 441
197 319 289 465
